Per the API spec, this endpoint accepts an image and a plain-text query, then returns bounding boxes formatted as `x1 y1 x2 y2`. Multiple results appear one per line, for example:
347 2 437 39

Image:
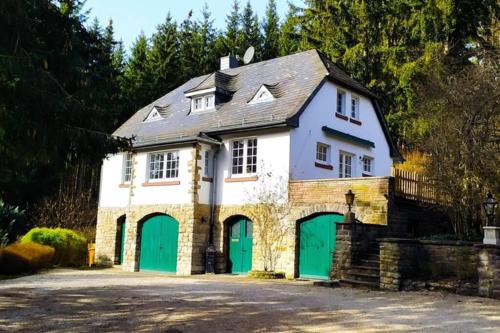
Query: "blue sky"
83 0 301 52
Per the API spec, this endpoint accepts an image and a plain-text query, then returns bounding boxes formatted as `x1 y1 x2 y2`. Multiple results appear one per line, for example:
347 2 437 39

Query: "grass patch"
248 270 286 279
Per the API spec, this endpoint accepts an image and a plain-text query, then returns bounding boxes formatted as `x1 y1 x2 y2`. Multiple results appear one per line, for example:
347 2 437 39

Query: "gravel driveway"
0 268 499 333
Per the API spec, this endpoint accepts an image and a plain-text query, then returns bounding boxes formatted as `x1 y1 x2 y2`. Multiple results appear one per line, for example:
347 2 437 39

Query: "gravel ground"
0 268 499 333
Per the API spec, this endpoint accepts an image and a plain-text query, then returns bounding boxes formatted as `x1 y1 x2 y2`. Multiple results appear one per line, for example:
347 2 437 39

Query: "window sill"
118 183 130 188
335 112 348 121
142 181 181 186
315 162 333 170
202 176 213 183
350 118 362 125
224 176 259 183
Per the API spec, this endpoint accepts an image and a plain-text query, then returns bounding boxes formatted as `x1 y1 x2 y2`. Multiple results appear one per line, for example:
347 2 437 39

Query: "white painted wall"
98 147 193 208
214 129 290 205
98 154 130 207
290 81 392 180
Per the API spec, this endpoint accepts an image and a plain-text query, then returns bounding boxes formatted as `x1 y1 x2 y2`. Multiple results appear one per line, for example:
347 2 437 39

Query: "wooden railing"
391 167 445 204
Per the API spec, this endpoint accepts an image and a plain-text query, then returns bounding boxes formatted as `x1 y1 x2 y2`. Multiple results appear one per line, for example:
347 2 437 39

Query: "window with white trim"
362 156 374 175
148 151 179 180
249 86 275 104
123 153 133 183
192 94 215 112
204 151 211 177
316 142 330 163
336 90 346 115
231 138 258 175
339 151 354 178
351 96 359 119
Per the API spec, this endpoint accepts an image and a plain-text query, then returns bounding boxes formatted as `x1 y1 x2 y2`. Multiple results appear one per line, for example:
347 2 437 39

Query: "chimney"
220 54 238 70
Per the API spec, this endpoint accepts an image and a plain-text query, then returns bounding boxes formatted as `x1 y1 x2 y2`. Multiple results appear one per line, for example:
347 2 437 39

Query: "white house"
95 49 400 279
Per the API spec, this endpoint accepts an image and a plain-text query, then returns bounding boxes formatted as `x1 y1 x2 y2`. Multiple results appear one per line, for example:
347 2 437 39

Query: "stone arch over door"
135 213 180 273
223 215 254 274
295 212 344 279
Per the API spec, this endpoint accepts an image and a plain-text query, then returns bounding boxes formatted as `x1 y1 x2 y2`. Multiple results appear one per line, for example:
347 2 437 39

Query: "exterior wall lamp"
345 189 355 213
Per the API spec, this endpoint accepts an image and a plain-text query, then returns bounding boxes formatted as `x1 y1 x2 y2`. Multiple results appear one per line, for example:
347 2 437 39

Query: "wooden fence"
391 167 445 204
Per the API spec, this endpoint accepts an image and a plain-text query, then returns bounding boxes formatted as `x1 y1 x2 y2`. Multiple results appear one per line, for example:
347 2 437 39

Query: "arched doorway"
298 213 343 279
115 215 126 265
227 216 253 274
139 214 179 273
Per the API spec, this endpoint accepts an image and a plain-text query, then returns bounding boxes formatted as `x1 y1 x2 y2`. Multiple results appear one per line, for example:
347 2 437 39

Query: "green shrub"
0 199 30 246
248 270 286 279
20 228 87 266
0 242 55 274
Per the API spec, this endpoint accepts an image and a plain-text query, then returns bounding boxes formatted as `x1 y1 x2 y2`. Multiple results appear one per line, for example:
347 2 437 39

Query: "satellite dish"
243 46 255 65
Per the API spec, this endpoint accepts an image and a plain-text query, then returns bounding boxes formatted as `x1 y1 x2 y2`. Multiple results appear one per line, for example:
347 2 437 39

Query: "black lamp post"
482 192 498 227
345 189 355 213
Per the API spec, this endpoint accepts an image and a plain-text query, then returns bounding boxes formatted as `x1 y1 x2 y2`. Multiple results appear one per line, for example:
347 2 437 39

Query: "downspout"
205 145 220 273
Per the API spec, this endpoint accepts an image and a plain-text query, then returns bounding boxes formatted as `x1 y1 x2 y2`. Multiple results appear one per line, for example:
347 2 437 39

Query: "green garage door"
228 217 253 274
299 214 343 279
139 215 179 273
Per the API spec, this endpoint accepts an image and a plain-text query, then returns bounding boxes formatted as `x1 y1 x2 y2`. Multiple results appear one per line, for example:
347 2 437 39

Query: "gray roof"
114 49 400 158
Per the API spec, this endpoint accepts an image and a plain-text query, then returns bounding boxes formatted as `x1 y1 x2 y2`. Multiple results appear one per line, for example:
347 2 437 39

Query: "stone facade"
476 245 500 299
379 239 478 291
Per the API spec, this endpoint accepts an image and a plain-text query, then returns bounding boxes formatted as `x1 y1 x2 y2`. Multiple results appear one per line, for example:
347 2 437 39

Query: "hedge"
248 270 286 279
21 228 87 266
0 242 55 275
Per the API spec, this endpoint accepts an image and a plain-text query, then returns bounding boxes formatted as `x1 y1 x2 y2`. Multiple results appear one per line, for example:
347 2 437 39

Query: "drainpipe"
205 145 220 273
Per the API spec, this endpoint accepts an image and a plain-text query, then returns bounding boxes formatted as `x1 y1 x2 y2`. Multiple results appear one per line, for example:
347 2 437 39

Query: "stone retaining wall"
379 239 478 291
476 245 500 299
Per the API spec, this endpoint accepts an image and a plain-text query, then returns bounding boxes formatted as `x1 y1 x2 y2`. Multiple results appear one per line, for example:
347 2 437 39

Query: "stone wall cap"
289 176 391 183
378 238 477 246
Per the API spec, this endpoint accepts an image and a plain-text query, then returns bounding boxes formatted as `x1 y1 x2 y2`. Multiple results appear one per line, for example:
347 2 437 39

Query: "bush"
248 270 286 279
20 228 87 266
0 199 30 246
0 242 55 274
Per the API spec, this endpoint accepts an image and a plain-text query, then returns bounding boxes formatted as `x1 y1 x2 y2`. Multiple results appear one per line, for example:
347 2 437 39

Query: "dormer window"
191 94 215 112
249 85 275 104
144 107 162 122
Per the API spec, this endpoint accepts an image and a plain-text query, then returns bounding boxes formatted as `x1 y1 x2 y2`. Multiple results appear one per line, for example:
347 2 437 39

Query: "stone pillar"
477 244 500 299
332 223 353 280
379 239 418 291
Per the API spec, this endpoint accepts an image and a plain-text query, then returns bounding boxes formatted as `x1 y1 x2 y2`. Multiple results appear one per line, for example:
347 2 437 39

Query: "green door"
299 214 342 279
228 217 253 274
139 215 179 273
119 220 126 265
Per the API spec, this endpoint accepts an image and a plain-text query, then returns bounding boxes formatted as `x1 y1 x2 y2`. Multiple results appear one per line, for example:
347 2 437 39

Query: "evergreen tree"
278 4 300 56
148 13 180 99
262 0 280 60
197 4 218 74
124 32 153 110
240 1 262 60
178 11 203 79
223 0 241 56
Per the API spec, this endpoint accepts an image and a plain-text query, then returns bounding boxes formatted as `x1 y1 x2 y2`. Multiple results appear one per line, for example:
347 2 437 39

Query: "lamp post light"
482 192 499 245
482 192 498 227
344 189 355 223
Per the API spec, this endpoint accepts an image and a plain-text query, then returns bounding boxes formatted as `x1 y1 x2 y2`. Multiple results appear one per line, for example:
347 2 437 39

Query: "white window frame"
336 90 346 115
351 95 360 119
191 94 215 112
230 138 258 176
147 150 180 181
362 155 374 176
144 107 162 122
339 151 354 178
122 152 133 183
316 142 331 164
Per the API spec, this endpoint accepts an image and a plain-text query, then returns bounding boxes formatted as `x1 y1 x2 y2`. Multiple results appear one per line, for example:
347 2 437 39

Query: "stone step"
340 278 379 290
349 265 380 275
345 271 380 284
312 280 340 288
358 259 380 268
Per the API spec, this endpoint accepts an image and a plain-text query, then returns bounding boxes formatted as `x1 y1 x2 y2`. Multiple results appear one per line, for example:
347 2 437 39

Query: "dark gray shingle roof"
113 49 400 158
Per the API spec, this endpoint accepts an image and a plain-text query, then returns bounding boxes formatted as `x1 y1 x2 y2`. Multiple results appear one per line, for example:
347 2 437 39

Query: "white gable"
248 85 275 104
143 107 162 122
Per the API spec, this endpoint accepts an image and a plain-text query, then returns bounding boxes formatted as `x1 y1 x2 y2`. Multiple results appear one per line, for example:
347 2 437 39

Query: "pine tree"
124 32 153 110
278 4 300 56
197 4 218 74
148 13 180 99
223 0 241 56
178 10 203 79
240 1 262 60
262 0 280 60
